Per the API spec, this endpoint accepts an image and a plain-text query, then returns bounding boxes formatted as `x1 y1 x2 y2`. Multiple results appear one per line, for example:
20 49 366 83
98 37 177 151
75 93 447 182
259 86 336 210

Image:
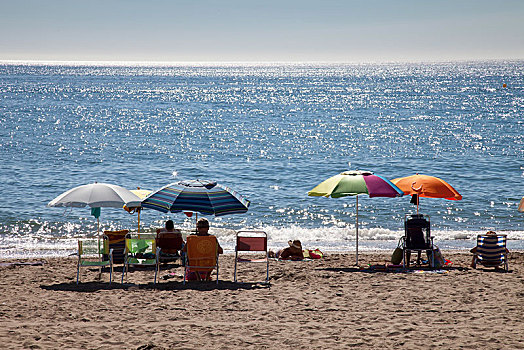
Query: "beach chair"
184 235 219 284
472 234 508 271
402 214 434 268
234 230 269 284
76 235 113 284
103 229 128 264
121 234 160 285
156 229 184 264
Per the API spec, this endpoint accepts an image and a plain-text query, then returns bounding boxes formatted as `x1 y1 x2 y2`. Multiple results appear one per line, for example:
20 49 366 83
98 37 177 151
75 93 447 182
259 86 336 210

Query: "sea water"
1 61 523 258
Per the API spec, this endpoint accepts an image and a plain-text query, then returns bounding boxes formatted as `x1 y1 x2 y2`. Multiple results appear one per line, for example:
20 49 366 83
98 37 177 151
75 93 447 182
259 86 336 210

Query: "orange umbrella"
391 174 462 214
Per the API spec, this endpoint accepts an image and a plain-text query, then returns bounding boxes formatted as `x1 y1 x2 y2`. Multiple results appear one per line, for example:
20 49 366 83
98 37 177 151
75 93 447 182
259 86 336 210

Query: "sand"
0 251 523 349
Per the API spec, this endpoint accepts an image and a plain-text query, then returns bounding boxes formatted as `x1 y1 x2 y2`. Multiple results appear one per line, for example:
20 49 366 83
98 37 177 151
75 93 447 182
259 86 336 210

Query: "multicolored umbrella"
308 170 404 265
141 180 250 218
391 174 462 214
518 197 524 212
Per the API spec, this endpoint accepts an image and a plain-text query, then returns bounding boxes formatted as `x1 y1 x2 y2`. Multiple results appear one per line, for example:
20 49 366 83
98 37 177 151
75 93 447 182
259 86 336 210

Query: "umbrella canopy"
518 197 524 212
123 188 152 234
48 182 142 208
131 189 152 200
391 174 462 200
391 174 462 214
141 179 250 217
308 170 404 265
48 182 142 254
309 170 405 198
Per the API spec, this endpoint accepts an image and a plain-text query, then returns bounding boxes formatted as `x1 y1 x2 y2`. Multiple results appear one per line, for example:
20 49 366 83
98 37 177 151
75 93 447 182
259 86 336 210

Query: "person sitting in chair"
156 220 184 257
191 218 223 253
182 218 223 280
470 230 509 268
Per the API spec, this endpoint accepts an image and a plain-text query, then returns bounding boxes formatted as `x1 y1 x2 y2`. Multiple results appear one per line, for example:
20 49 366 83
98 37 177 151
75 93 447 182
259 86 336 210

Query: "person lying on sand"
269 240 304 260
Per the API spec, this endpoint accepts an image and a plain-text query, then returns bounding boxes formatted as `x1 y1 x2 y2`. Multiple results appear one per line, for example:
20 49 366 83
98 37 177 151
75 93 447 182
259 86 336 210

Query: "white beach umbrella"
48 183 142 253
48 182 141 209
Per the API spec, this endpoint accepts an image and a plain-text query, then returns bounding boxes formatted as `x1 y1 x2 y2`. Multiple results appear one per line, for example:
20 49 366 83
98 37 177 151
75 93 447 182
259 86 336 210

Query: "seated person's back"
156 220 184 254
182 218 222 281
183 218 223 254
406 227 426 248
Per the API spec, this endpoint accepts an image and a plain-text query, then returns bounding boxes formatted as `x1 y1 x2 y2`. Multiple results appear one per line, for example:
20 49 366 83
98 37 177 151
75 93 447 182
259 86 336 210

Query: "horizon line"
1 58 523 67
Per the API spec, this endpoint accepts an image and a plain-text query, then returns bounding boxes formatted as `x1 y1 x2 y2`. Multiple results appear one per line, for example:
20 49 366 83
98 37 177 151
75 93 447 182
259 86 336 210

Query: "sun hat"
288 240 302 250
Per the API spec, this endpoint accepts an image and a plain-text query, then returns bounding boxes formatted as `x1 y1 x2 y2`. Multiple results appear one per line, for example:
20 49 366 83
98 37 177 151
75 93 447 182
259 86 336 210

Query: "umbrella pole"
137 209 141 236
97 217 101 259
97 217 103 278
356 195 359 266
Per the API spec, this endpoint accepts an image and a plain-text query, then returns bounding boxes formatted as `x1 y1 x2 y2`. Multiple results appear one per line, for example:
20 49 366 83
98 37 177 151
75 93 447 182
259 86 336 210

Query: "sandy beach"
0 251 523 349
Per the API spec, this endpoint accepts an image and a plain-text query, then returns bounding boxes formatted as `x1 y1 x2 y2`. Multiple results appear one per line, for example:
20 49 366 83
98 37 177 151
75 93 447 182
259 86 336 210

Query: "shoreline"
1 251 523 349
2 246 524 261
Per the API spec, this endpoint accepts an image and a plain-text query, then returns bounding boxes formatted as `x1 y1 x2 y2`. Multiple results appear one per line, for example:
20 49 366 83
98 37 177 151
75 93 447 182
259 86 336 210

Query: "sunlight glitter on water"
1 61 523 257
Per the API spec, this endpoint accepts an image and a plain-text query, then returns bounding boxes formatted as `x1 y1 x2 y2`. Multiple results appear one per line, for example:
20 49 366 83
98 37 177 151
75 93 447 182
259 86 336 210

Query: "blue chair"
472 234 508 271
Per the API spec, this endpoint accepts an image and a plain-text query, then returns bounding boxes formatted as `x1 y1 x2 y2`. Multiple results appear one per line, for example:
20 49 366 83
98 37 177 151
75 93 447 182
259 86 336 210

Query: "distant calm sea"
1 61 523 258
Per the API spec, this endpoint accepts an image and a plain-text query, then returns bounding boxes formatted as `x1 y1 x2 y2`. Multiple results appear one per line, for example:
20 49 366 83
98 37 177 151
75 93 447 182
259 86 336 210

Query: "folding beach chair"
156 229 184 264
402 214 434 268
234 230 269 284
472 234 508 271
121 234 160 285
76 235 113 284
103 229 128 264
184 235 219 284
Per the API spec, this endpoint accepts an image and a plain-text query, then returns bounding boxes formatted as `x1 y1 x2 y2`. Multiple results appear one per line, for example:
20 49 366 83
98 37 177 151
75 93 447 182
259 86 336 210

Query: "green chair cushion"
127 258 157 265
80 260 111 267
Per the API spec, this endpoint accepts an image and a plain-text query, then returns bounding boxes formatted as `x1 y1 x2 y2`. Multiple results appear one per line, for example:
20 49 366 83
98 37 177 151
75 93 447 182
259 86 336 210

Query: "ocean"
1 60 523 258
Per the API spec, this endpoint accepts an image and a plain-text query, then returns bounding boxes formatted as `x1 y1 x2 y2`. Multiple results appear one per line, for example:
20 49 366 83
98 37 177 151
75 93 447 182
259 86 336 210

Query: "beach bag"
308 249 324 259
302 249 324 259
391 239 403 265
428 246 445 268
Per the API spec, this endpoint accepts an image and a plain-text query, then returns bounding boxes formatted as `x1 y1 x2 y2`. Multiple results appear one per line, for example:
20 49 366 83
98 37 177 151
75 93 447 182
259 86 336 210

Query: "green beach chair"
121 234 160 285
76 235 114 284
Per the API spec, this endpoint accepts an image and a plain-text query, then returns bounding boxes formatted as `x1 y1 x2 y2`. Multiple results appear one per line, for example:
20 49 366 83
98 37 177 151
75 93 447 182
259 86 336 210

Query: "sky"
1 0 523 63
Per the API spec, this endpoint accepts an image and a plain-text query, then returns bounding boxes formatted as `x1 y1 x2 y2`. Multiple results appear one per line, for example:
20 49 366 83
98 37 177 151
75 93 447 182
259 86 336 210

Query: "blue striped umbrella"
141 180 250 216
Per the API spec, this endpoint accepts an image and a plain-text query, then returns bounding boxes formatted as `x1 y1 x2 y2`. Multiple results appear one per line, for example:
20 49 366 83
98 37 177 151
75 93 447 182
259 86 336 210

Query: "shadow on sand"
41 279 270 293
318 265 476 274
318 267 361 273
